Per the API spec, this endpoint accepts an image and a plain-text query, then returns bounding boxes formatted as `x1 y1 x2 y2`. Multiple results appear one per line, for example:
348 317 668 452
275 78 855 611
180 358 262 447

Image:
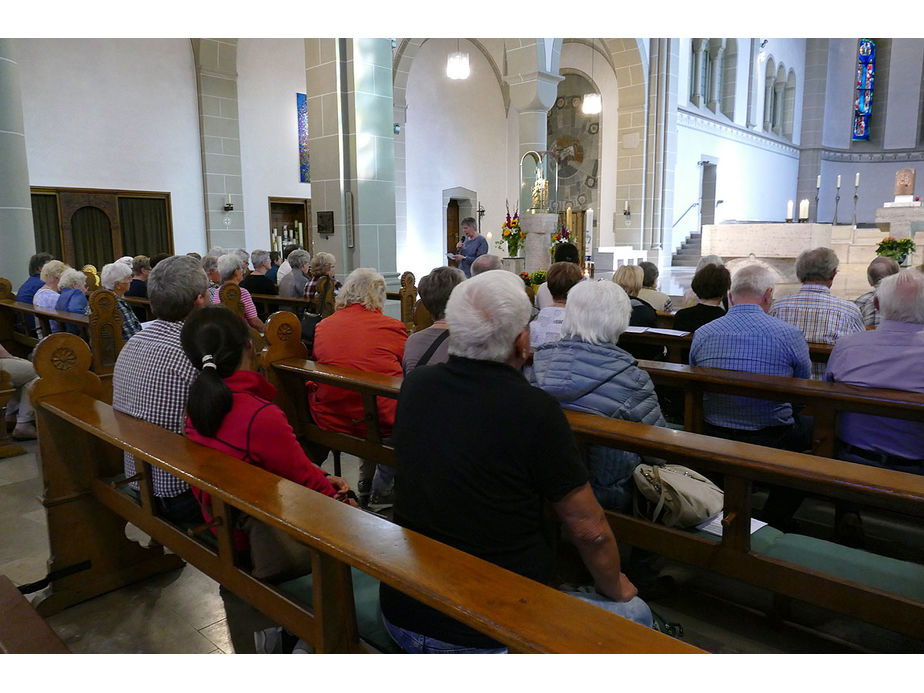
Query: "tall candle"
227 193 232 205
624 200 629 213
786 200 794 220
799 199 809 220
836 175 842 188
816 175 821 189
566 206 572 229
855 172 860 187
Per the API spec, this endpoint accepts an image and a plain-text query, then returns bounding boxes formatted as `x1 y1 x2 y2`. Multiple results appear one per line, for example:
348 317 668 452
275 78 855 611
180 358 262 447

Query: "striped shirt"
690 304 812 430
853 290 879 327
211 283 258 320
112 320 197 497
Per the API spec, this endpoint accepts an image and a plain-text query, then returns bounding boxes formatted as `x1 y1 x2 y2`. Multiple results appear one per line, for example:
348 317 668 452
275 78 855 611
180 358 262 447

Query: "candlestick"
813 190 819 223
786 200 794 221
852 183 859 229
834 189 841 225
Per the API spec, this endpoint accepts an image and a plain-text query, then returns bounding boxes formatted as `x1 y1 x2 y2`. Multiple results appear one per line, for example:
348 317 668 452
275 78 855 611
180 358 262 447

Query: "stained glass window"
853 39 875 141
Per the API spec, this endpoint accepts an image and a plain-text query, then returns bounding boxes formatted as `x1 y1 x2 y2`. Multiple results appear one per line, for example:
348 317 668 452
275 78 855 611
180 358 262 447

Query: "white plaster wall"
15 38 206 254
673 125 800 242
237 38 311 252
559 41 618 249
402 39 510 280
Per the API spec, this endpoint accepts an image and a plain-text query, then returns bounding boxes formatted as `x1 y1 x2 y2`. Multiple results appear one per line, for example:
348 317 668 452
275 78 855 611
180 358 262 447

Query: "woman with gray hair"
55 268 89 334
100 261 143 340
125 255 151 298
211 254 265 333
311 268 407 508
278 249 311 299
379 270 651 653
304 251 341 318
402 266 465 373
530 280 666 512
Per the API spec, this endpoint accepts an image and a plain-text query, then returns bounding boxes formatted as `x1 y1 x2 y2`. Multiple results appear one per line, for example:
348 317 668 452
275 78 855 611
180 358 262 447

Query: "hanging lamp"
582 40 601 114
447 38 470 80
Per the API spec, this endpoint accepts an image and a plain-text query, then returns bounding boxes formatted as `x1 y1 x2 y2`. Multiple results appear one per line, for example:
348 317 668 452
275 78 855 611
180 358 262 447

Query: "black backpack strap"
416 329 450 367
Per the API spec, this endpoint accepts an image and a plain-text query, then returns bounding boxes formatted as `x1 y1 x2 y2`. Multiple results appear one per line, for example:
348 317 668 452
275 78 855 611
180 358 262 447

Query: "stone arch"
762 56 776 130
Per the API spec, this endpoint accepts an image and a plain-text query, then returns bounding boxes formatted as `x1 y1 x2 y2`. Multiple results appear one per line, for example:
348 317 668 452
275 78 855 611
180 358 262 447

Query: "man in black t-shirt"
379 270 652 653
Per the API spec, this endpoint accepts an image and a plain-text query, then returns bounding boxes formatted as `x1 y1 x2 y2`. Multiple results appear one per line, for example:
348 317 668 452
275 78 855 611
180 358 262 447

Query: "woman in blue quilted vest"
529 279 666 512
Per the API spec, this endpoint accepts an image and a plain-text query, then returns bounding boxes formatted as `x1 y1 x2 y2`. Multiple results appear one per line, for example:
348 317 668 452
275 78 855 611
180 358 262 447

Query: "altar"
701 222 833 281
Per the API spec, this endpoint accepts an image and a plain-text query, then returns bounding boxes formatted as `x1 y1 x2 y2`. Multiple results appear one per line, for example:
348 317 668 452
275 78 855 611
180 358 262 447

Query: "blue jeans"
382 614 507 654
561 589 654 628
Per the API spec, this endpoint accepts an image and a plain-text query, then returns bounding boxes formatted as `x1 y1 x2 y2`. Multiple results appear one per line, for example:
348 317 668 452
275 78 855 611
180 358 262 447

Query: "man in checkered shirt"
769 247 864 377
691 264 812 530
113 254 209 524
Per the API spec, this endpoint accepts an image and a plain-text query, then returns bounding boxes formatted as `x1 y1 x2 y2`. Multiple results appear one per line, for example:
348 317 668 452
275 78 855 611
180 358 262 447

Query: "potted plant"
876 236 915 264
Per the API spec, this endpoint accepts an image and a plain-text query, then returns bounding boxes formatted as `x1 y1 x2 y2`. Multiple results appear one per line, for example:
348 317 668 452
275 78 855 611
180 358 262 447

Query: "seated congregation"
5 236 924 654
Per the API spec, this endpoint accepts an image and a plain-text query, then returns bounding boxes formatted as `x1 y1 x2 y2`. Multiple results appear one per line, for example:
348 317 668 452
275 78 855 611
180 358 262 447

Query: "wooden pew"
637 359 924 459
120 295 154 322
617 329 834 366
28 332 693 654
251 270 420 334
0 574 70 653
0 370 25 459
259 314 924 641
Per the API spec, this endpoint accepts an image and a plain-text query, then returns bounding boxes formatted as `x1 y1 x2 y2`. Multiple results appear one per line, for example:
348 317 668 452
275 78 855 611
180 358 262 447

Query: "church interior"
2 15 924 672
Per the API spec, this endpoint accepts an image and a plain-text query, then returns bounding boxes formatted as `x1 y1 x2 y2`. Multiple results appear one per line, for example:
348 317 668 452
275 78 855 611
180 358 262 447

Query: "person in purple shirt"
825 268 924 474
15 252 53 331
449 217 488 278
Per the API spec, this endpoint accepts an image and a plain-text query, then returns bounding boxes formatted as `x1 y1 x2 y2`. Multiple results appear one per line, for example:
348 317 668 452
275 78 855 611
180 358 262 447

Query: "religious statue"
531 173 548 211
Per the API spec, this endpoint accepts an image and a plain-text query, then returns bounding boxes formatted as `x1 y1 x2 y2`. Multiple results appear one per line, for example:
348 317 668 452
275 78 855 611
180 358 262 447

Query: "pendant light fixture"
582 40 601 114
447 38 470 80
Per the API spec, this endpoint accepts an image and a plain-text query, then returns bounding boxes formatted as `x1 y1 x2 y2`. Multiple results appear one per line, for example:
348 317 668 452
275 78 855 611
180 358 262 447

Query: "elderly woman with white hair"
530 280 666 512
100 261 143 340
55 267 89 335
311 268 407 507
211 253 265 333
379 269 651 654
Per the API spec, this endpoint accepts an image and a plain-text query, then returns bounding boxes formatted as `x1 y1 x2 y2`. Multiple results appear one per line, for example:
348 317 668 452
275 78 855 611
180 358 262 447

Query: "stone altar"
520 212 556 275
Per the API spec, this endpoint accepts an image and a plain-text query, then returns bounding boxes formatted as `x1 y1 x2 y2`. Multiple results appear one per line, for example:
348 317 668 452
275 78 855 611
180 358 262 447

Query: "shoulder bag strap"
416 329 450 367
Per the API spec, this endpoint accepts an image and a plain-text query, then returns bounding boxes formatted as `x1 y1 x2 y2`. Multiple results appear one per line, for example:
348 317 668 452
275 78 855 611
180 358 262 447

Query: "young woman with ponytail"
181 306 357 578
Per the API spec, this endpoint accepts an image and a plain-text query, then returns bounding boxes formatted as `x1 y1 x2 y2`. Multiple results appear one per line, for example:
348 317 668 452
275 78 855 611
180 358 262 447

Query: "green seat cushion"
277 567 402 653
757 532 924 602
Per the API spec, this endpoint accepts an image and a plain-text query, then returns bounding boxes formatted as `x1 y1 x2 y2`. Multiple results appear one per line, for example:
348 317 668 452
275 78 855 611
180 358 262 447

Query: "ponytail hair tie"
201 354 217 371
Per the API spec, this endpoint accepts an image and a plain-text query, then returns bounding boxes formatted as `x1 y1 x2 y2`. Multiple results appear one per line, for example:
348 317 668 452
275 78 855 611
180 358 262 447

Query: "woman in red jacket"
311 267 407 508
180 305 356 576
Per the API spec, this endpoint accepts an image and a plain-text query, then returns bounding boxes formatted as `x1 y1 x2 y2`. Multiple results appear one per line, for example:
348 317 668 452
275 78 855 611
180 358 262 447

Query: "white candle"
227 193 232 205
786 200 794 220
837 175 842 188
816 175 821 189
855 172 860 187
624 201 629 213
799 199 809 220
566 206 572 229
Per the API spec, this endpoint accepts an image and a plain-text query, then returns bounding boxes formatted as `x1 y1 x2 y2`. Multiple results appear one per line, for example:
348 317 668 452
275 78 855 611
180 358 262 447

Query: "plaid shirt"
112 320 198 497
690 304 812 430
853 290 879 327
769 284 864 378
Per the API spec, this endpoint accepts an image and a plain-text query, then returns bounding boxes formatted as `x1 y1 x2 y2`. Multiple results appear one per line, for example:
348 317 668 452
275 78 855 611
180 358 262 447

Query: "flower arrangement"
875 236 915 261
529 270 547 286
519 272 531 286
496 202 523 257
550 224 571 254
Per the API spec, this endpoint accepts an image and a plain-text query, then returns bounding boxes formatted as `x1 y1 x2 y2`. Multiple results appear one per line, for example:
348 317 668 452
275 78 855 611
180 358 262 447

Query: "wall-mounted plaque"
317 211 334 236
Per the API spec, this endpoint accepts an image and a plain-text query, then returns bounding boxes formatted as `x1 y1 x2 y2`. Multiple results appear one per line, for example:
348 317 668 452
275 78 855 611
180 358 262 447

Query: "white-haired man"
379 269 651 654
825 268 924 473
690 264 812 530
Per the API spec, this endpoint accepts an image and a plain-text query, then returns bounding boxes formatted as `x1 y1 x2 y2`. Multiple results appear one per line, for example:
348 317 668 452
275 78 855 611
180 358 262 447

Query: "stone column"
708 44 724 112
521 212 556 275
691 39 705 108
763 76 775 131
306 39 397 287
192 38 245 250
642 39 679 264
0 39 35 288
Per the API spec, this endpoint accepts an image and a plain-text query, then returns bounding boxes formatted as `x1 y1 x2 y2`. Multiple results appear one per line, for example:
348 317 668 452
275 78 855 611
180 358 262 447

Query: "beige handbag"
633 463 724 528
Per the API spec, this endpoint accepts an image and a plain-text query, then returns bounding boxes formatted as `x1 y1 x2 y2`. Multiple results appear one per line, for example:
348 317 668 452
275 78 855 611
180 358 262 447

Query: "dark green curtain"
31 194 62 259
71 206 114 269
118 197 169 257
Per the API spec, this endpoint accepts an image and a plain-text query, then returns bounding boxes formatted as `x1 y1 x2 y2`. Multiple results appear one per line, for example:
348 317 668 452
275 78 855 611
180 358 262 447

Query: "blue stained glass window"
853 39 875 141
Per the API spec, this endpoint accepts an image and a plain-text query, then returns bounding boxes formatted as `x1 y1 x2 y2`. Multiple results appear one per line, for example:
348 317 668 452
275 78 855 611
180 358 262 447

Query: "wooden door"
447 200 460 268
58 192 121 267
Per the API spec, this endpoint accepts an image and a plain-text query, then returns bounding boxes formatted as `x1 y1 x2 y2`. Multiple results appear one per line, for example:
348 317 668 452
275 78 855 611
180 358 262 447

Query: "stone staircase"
671 231 702 266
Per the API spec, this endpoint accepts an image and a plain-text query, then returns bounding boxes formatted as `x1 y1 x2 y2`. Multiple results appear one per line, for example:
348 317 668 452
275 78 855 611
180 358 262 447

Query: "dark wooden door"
58 192 121 267
447 200 460 268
